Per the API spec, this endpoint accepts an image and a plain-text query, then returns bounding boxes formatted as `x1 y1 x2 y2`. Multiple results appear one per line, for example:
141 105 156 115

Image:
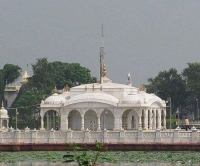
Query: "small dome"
0 106 8 116
122 94 143 104
44 93 66 104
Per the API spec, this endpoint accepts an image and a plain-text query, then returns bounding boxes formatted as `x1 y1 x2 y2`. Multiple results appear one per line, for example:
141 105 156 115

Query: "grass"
0 151 199 164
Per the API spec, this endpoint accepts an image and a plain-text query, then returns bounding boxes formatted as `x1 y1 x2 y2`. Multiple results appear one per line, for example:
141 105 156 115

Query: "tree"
3 64 21 85
0 64 21 102
30 58 97 95
182 63 200 99
147 68 186 114
11 88 45 129
50 61 97 88
11 58 97 129
31 58 55 95
182 63 200 118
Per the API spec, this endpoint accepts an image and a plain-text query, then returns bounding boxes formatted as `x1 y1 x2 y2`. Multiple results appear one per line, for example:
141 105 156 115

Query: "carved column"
144 109 148 130
46 112 49 130
97 115 101 130
149 109 152 129
41 115 44 129
81 115 84 130
157 109 161 129
163 109 166 129
66 117 68 130
152 109 156 130
138 115 142 129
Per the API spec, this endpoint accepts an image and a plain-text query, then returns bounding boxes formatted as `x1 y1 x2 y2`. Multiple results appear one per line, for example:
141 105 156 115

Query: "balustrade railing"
0 127 199 144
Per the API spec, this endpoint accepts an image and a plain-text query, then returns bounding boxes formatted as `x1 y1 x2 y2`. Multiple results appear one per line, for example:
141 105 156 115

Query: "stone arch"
68 110 81 130
84 110 98 130
2 120 7 127
100 109 114 130
122 109 138 130
44 110 59 130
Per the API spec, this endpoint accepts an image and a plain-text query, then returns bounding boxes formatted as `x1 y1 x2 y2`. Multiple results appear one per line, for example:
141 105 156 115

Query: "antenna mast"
100 23 104 83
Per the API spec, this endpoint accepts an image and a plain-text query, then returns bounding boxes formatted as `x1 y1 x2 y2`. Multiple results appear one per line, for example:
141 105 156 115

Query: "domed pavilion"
40 28 166 131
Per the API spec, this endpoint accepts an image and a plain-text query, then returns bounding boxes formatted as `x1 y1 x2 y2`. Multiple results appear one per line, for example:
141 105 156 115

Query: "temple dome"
0 106 8 116
67 92 119 106
44 93 66 104
122 94 143 104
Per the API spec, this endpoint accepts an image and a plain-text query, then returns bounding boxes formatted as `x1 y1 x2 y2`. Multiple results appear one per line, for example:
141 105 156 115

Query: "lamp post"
15 108 18 130
196 99 199 122
167 97 172 130
176 108 179 127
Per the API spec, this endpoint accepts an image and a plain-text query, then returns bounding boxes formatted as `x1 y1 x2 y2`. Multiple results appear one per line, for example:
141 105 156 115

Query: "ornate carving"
92 84 95 91
139 85 146 92
102 64 107 76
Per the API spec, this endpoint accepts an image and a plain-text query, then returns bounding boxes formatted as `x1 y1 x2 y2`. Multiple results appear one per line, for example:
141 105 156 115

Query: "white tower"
20 70 29 85
127 72 132 86
0 101 9 129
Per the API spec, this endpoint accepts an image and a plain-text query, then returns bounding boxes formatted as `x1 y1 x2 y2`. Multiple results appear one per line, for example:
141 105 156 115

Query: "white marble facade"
40 76 166 131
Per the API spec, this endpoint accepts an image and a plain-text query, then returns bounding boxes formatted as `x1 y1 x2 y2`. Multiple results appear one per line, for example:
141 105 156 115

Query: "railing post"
84 129 90 143
191 126 197 142
137 128 143 143
48 129 55 143
173 128 179 143
66 129 72 143
155 129 161 143
119 129 125 143
31 129 38 143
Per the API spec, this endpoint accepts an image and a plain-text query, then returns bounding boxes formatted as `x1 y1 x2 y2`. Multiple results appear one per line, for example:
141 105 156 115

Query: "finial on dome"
65 85 70 92
53 86 58 93
102 64 107 77
139 85 146 92
20 70 29 85
127 72 132 86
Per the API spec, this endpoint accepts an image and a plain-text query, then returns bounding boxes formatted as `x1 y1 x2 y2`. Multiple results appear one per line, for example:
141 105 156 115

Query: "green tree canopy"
182 62 200 99
147 68 186 113
0 64 21 102
12 58 97 129
3 64 21 85
30 58 97 95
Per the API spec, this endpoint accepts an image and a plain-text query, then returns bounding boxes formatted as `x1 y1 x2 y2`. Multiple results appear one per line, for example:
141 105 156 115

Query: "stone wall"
0 127 199 144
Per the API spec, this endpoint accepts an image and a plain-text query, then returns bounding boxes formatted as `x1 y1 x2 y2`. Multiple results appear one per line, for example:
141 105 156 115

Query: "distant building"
4 70 29 109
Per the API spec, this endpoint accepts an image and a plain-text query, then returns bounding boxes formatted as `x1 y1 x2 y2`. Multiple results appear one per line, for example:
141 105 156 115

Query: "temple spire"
127 72 132 86
100 23 104 83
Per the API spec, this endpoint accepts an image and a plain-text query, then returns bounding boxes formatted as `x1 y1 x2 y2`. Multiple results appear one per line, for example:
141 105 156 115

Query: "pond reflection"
1 162 195 166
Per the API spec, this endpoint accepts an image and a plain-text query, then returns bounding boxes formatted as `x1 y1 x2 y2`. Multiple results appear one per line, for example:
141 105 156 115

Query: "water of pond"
0 151 198 165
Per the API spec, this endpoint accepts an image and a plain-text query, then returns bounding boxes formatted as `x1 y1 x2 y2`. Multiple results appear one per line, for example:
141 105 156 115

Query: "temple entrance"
84 110 97 130
44 110 59 130
68 110 81 130
100 109 114 130
122 109 138 130
2 120 7 127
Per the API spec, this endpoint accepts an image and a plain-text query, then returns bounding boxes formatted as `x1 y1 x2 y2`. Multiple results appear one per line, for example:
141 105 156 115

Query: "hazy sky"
1 1 200 87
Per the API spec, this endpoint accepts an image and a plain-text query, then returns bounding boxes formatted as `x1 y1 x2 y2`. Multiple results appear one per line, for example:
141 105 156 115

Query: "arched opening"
122 109 138 130
2 120 7 127
100 109 114 130
84 110 97 130
68 110 81 130
44 110 59 130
